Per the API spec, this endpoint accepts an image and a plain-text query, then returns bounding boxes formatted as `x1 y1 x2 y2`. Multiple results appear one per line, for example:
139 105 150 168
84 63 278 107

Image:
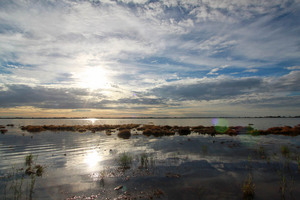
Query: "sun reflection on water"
84 150 102 168
84 118 98 124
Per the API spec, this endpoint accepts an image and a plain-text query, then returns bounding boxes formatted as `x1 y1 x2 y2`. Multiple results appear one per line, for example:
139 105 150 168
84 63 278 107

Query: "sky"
0 0 300 118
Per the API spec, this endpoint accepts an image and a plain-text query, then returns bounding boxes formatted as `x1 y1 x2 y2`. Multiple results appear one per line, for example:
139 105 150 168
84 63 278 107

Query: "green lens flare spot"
212 118 229 133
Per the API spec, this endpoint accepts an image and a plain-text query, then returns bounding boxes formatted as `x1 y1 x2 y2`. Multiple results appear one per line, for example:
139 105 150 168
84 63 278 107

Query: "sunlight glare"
79 67 109 90
84 150 102 168
87 118 98 124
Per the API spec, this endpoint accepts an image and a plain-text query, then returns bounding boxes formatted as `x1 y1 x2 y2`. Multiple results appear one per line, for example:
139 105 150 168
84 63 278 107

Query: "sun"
78 67 109 90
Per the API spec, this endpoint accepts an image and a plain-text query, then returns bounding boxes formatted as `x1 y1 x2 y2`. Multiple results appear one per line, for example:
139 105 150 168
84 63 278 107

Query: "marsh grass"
2 167 36 200
281 146 290 157
28 174 36 200
140 153 149 168
276 155 296 200
242 174 255 200
25 154 33 166
118 152 132 169
258 146 266 159
2 154 44 200
8 168 24 200
279 174 287 200
202 145 208 154
34 165 44 177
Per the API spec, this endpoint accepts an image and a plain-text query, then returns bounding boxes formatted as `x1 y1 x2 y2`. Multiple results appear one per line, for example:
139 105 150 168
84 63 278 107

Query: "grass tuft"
25 154 33 166
281 146 290 157
242 174 255 200
140 153 149 168
118 152 132 169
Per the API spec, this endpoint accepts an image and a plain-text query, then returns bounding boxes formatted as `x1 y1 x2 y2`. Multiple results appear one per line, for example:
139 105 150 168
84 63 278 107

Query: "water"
0 118 300 199
0 117 299 129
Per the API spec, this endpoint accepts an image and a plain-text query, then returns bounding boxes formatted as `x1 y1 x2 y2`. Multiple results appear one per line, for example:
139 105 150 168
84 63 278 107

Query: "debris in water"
114 185 123 190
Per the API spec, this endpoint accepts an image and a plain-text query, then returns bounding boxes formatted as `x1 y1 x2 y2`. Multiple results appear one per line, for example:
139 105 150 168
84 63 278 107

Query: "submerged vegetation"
1 154 45 199
281 146 290 157
242 174 255 200
25 154 33 166
118 152 133 169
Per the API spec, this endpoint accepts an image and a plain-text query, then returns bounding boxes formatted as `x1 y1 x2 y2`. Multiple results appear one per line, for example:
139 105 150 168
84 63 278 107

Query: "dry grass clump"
225 127 238 136
117 129 131 139
191 126 216 135
242 174 255 200
259 124 300 136
1 129 8 134
118 124 140 130
20 124 300 137
21 125 45 132
142 125 175 137
192 126 248 136
177 127 191 135
22 124 121 133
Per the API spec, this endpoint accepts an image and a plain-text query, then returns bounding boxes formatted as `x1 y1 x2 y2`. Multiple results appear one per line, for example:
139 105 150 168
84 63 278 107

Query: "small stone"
165 173 181 178
114 185 123 190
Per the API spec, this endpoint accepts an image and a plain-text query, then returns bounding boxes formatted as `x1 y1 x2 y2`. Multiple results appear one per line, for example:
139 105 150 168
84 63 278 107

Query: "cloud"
0 85 94 109
267 70 300 92
150 71 300 105
0 84 168 109
207 68 220 75
151 77 263 101
286 66 300 70
244 69 258 73
0 0 300 116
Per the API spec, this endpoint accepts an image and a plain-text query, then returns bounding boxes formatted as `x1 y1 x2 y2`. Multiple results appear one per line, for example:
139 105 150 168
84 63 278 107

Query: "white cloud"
244 69 258 73
208 68 219 75
286 66 300 70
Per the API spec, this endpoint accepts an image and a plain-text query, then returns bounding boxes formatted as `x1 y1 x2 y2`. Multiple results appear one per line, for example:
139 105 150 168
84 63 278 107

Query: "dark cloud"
108 97 166 105
269 71 300 92
151 77 263 101
230 96 300 108
0 84 168 109
0 85 93 109
1 71 299 111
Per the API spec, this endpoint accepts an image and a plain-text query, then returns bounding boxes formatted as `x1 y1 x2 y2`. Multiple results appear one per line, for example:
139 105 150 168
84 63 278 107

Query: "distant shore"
0 116 299 119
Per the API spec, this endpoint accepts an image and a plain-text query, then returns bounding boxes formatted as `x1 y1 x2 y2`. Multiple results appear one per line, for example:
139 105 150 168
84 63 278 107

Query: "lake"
0 117 299 129
0 118 300 199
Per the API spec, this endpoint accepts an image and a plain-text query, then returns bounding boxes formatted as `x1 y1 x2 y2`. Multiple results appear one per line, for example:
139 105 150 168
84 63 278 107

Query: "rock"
165 172 181 178
114 185 123 190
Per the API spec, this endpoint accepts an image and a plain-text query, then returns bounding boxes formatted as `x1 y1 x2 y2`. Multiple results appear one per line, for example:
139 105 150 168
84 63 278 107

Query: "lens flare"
212 118 229 133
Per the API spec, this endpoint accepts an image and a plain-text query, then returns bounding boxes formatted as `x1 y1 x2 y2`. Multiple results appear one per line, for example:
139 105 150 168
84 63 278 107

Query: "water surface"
0 118 300 199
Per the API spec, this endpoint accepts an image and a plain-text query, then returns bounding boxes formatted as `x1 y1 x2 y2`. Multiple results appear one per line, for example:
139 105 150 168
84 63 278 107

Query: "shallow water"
0 117 299 130
0 119 300 199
